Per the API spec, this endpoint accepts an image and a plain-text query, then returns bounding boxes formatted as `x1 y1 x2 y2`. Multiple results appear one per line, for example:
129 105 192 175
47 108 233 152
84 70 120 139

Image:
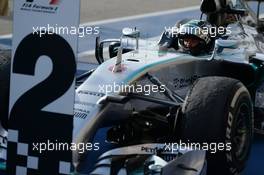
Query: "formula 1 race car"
72 0 264 175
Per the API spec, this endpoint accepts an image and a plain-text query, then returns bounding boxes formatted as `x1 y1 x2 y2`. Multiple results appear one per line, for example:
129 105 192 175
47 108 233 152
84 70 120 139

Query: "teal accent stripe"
0 162 6 170
124 54 188 83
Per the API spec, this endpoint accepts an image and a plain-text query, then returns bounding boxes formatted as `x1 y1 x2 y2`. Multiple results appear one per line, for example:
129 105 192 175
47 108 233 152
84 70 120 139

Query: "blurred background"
0 0 199 35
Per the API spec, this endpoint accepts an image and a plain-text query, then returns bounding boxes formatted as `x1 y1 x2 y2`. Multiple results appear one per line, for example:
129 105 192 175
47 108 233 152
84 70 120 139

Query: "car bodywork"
73 0 264 174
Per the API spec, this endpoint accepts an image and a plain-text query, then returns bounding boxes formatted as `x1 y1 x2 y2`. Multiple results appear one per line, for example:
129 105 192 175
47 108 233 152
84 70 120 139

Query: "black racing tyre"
180 76 253 175
0 49 11 130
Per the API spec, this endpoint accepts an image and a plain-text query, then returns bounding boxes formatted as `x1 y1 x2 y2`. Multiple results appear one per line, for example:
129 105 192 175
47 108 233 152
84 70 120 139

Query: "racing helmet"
178 20 213 55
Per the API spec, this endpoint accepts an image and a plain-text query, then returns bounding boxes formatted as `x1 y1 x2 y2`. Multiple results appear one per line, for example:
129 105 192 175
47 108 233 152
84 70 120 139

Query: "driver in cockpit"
158 0 241 55
159 19 215 56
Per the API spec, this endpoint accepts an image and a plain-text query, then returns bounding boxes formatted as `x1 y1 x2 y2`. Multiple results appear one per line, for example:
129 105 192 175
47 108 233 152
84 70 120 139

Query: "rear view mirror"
254 53 264 61
215 39 239 49
209 39 239 60
95 27 140 64
122 27 140 50
95 36 120 64
122 27 140 38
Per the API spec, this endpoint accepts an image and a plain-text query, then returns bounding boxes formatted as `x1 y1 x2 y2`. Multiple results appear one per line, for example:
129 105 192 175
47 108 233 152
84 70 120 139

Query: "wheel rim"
232 102 251 162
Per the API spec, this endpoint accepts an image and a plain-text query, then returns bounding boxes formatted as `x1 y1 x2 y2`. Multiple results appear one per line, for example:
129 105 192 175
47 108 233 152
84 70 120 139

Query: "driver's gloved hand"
158 31 179 51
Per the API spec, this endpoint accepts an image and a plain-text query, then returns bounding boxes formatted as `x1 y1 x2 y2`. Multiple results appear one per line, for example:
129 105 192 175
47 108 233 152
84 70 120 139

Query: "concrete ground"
0 0 199 35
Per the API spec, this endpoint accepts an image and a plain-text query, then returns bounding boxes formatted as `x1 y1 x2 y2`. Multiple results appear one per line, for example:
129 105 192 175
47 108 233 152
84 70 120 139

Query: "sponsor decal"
22 0 61 14
173 75 201 89
141 145 174 154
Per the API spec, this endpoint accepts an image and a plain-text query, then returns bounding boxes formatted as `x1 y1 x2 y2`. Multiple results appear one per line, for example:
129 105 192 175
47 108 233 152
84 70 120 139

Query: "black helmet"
178 20 213 55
